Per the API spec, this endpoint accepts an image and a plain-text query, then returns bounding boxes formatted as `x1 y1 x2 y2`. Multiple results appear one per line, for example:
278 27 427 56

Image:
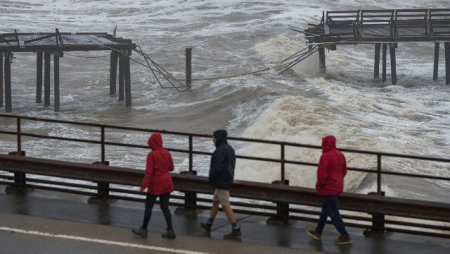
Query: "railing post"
267 180 290 225
6 149 27 194
175 170 198 214
364 191 386 236
88 161 115 205
17 117 21 153
377 154 382 194
101 126 106 164
280 144 285 182
188 135 193 173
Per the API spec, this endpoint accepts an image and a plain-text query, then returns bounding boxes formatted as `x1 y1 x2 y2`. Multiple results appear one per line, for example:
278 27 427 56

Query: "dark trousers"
316 195 349 235
142 193 173 230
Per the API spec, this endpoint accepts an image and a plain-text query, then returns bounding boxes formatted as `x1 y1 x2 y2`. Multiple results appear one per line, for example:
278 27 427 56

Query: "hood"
322 135 336 153
213 129 228 147
148 132 163 150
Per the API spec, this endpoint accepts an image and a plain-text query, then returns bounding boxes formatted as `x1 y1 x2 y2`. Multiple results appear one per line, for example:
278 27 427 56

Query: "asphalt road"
0 213 318 254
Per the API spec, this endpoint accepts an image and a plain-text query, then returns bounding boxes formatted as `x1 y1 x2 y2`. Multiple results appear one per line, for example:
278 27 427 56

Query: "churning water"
1 0 450 203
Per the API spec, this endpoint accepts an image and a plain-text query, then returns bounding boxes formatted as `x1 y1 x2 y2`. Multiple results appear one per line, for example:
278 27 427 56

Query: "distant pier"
0 29 136 112
303 8 450 84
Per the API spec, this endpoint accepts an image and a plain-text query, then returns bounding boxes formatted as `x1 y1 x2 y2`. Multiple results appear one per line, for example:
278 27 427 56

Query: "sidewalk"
0 186 449 254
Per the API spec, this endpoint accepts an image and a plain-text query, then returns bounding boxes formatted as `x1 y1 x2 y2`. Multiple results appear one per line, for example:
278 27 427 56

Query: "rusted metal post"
101 126 106 163
0 53 3 108
281 144 285 182
374 43 381 78
382 43 387 83
17 117 21 153
109 50 118 95
54 53 60 112
44 52 51 107
267 180 290 225
88 161 114 205
433 42 440 81
118 51 125 101
188 135 193 173
318 46 326 73
125 49 132 107
6 148 27 194
390 44 397 85
377 154 382 194
36 52 43 103
445 42 450 85
175 171 198 213
4 53 12 112
364 192 386 236
186 48 192 91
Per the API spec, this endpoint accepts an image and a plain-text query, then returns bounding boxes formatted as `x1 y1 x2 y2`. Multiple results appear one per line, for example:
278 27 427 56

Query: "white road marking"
0 227 212 254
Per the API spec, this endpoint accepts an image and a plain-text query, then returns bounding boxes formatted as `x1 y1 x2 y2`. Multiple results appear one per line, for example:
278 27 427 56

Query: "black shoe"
200 222 212 232
132 228 148 238
223 227 241 239
161 229 176 239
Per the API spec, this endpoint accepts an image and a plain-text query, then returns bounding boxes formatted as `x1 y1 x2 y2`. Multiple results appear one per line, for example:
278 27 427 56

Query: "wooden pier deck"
0 29 136 112
303 8 450 84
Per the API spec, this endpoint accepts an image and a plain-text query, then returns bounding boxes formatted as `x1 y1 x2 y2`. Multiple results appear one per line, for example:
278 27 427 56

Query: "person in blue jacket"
200 129 241 239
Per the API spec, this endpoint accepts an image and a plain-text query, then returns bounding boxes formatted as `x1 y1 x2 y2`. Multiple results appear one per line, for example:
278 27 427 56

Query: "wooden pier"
303 8 450 84
0 29 136 112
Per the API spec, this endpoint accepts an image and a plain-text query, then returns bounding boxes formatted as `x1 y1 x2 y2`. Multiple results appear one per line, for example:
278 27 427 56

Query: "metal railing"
1 114 450 194
1 114 450 238
318 8 450 41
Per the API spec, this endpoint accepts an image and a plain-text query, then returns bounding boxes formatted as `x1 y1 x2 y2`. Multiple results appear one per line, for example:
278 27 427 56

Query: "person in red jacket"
307 135 352 245
132 132 175 239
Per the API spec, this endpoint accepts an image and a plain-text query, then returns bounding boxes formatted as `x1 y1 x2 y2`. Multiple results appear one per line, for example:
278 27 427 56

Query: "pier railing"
312 8 450 42
1 114 450 238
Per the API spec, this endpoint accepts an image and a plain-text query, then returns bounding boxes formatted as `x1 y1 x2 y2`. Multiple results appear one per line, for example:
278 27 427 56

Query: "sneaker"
132 228 148 238
306 229 321 241
334 234 352 245
161 229 176 239
223 228 242 239
200 222 212 232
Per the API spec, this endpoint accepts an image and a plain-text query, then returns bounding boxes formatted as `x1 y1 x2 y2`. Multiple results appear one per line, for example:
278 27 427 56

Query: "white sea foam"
1 0 450 203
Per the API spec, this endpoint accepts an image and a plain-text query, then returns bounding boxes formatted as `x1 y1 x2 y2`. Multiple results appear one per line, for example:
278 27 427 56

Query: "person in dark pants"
307 135 352 245
200 129 241 239
132 132 176 239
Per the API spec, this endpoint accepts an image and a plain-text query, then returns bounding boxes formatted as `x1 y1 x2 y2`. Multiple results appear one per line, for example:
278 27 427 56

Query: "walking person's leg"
325 196 352 244
325 196 349 235
200 190 220 232
133 194 157 237
307 197 329 240
159 193 176 239
218 190 241 239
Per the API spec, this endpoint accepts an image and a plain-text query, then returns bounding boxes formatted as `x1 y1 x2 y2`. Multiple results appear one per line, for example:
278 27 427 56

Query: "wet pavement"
0 186 449 254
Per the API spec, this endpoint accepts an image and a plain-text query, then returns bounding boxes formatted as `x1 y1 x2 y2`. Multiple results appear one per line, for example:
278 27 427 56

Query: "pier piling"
54 53 60 112
433 43 440 81
374 43 381 79
44 52 51 107
36 52 43 103
5 53 12 112
445 42 450 85
186 48 192 91
390 44 397 85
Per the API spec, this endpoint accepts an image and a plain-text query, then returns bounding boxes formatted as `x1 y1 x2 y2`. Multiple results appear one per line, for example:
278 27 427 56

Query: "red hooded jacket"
140 132 174 195
316 135 347 196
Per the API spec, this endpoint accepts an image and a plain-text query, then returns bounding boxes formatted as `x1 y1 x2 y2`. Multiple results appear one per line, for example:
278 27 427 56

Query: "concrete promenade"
0 186 449 254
